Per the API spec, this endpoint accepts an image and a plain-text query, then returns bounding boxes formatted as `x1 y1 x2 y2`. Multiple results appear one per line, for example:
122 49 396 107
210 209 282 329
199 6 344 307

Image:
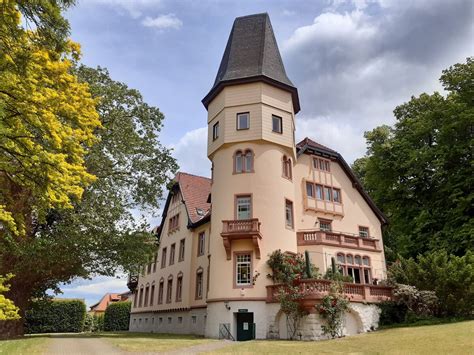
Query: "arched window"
235 150 243 173
166 275 173 304
335 253 372 285
144 283 150 307
234 149 253 173
195 267 204 300
138 285 144 307
150 282 155 306
282 155 292 180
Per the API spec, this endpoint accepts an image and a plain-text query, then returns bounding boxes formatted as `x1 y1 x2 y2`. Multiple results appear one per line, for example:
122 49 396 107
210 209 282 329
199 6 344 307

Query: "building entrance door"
236 312 254 341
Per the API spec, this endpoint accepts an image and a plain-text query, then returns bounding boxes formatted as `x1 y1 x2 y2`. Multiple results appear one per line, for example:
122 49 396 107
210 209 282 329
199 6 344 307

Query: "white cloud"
61 276 128 296
88 0 162 19
142 13 183 30
283 0 472 161
170 127 210 178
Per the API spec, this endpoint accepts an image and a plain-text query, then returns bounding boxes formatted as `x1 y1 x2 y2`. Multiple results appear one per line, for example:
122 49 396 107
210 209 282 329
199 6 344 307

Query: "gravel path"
47 335 126 355
46 335 235 355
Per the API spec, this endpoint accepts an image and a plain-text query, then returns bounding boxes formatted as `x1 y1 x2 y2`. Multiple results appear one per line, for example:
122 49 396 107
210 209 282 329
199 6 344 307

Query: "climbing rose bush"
317 281 350 338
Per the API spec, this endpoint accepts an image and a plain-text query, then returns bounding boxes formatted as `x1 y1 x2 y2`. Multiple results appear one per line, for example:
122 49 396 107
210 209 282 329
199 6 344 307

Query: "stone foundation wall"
267 303 380 340
129 308 207 335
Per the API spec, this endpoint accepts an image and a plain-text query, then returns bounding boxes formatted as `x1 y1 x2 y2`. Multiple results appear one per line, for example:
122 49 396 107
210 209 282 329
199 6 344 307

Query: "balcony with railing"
221 218 262 260
266 279 392 311
297 230 381 252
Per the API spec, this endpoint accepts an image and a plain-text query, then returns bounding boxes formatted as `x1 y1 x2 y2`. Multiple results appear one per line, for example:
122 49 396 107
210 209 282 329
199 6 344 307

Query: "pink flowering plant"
267 250 311 339
316 281 350 338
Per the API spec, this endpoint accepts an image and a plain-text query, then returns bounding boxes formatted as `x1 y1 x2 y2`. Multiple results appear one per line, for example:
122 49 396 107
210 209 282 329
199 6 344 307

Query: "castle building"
128 13 392 341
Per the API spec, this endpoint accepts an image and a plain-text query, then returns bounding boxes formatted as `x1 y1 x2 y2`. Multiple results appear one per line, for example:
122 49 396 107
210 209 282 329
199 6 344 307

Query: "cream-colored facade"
129 13 390 340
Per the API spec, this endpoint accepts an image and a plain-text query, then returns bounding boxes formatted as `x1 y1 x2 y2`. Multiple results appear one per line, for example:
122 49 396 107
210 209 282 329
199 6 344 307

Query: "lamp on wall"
224 301 231 311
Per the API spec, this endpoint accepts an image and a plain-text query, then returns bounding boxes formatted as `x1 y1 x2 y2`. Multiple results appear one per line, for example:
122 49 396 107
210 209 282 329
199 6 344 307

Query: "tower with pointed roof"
202 13 302 338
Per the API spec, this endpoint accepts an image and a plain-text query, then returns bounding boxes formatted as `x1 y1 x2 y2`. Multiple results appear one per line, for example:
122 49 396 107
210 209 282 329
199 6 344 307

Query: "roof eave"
202 75 300 114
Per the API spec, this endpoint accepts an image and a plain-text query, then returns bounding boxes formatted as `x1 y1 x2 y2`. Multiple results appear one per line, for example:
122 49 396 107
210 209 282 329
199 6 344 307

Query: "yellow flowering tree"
0 274 19 321
0 0 100 236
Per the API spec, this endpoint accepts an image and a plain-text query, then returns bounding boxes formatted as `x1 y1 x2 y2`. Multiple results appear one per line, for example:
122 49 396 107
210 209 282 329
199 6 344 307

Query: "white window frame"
236 253 252 286
236 112 250 130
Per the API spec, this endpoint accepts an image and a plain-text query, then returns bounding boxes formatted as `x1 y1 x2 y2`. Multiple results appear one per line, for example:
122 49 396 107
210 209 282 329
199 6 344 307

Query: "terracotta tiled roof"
296 137 337 153
90 293 121 312
174 172 211 224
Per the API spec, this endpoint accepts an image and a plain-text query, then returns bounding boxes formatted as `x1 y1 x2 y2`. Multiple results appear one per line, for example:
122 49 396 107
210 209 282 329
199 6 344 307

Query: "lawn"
98 332 218 352
209 320 474 354
0 335 49 355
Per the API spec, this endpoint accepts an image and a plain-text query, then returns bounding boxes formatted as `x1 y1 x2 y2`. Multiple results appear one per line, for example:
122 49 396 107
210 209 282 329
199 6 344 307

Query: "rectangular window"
178 317 183 324
236 253 252 286
192 316 197 324
198 232 205 256
159 317 163 324
306 182 315 198
285 199 294 229
195 272 203 299
161 248 167 268
319 219 332 232
176 276 183 302
153 252 157 272
364 269 371 284
313 157 331 172
178 239 185 261
150 285 155 306
158 281 164 304
359 226 369 238
236 195 251 220
236 112 250 130
166 279 173 303
324 186 332 201
169 243 175 265
333 188 341 203
144 286 149 307
272 115 282 133
168 214 180 233
212 121 219 140
168 317 172 324
316 184 323 200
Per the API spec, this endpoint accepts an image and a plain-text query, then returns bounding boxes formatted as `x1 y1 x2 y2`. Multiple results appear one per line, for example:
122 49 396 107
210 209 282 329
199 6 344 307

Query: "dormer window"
236 112 250 130
196 208 205 217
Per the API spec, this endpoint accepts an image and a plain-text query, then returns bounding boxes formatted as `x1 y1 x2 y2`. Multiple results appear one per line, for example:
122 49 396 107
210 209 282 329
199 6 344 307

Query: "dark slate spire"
202 13 300 113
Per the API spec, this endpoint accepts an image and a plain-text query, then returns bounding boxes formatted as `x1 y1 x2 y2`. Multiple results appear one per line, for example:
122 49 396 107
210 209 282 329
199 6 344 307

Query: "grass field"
210 320 474 354
97 332 217 352
0 321 472 354
0 335 48 355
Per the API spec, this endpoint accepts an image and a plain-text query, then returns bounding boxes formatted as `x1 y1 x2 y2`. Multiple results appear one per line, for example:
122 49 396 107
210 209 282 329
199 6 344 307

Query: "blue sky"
58 0 473 307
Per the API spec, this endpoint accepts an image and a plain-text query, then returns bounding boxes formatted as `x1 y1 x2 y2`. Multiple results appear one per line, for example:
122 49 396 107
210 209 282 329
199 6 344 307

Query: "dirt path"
46 335 235 355
47 335 126 355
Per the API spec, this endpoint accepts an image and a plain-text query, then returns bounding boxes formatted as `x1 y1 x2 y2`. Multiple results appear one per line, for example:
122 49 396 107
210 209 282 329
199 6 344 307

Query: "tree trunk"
0 282 32 339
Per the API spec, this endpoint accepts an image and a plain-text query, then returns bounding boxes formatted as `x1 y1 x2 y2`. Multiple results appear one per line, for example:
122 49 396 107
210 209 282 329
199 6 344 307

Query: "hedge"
25 299 86 334
104 301 131 331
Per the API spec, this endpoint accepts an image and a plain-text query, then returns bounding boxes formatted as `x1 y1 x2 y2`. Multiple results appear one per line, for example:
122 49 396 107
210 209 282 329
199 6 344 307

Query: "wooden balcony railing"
297 230 381 252
266 279 392 310
221 219 262 260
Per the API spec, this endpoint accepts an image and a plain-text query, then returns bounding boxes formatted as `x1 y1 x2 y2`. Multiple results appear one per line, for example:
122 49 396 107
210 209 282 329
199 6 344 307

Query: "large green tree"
1 1 178 337
353 58 473 259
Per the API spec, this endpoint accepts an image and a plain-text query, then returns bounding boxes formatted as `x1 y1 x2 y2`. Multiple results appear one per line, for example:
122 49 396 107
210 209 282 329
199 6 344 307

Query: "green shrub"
25 299 86 333
83 313 94 332
104 301 131 331
93 313 104 332
378 301 408 326
388 251 473 317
